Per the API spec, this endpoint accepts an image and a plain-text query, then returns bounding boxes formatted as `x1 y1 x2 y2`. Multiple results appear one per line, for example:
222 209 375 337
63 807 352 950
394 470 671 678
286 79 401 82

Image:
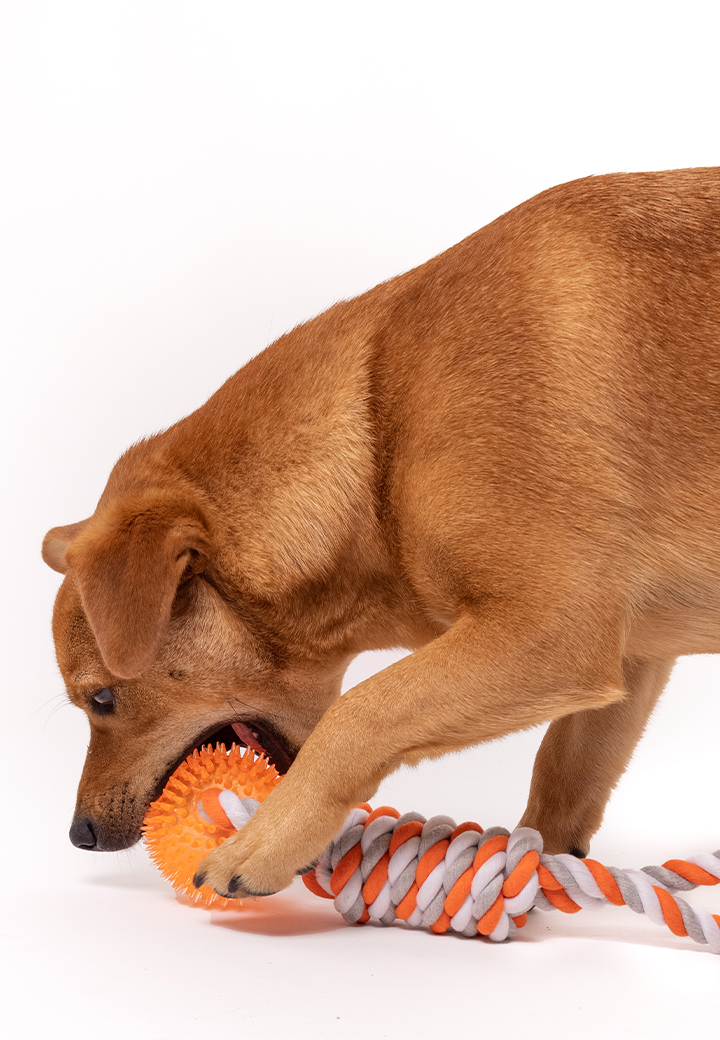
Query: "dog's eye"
90 688 116 715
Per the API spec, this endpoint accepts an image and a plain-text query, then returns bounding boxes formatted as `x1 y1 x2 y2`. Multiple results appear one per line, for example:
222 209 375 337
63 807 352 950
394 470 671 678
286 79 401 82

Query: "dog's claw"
296 859 319 876
192 870 207 889
226 874 280 897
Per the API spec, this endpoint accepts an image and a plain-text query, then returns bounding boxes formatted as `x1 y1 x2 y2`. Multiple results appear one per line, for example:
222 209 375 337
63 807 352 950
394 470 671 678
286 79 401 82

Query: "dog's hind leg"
519 655 675 855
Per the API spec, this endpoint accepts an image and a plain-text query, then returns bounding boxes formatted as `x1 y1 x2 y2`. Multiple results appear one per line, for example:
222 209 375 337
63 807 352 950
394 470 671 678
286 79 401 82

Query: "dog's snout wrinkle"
69 815 98 850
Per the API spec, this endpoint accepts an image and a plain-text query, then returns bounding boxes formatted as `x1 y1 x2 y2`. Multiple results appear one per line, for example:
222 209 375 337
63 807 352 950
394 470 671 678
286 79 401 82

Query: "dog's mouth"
150 717 297 807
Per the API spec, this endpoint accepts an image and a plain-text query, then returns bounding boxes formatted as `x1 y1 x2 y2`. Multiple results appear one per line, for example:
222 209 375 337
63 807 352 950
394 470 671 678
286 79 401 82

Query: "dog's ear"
42 520 91 574
64 492 214 679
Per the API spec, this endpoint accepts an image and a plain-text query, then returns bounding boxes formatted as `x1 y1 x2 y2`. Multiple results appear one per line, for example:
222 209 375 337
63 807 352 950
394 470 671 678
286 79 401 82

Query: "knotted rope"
197 790 720 951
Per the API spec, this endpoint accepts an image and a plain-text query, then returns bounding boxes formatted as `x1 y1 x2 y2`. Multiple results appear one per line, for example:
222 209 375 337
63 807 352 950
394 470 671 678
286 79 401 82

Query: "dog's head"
43 489 345 852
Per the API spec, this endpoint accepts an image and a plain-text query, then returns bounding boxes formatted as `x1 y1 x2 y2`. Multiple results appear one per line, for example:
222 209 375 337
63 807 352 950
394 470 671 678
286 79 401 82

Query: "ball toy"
143 742 280 907
144 741 720 951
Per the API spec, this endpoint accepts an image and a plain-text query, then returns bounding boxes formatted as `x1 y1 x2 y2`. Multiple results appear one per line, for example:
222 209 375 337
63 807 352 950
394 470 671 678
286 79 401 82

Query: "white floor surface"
6 839 719 1040
5 653 720 1040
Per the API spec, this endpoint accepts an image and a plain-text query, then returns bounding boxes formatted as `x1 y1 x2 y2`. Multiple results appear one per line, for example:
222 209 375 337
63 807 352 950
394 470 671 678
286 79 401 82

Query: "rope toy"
143 743 720 951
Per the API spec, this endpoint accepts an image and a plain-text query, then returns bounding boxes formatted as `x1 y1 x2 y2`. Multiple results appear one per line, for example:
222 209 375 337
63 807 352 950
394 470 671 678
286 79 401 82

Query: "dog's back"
330 169 720 654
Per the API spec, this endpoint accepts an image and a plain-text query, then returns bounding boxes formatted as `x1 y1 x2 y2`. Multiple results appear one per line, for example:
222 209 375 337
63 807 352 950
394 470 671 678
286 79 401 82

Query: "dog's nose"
69 815 98 850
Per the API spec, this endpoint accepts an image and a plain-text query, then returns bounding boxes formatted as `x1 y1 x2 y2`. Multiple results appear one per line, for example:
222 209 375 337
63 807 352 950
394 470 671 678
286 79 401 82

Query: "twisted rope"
197 790 720 951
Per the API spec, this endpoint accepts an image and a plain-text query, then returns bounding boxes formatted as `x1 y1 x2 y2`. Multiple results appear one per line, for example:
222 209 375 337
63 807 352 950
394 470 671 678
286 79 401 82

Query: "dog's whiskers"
32 692 70 720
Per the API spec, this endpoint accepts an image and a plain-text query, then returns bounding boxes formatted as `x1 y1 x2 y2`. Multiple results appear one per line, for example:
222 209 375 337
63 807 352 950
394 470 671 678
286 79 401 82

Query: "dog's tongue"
231 721 265 756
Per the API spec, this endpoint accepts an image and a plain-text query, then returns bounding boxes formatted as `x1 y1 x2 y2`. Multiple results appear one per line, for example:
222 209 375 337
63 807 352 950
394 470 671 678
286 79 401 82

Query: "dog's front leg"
194 612 626 900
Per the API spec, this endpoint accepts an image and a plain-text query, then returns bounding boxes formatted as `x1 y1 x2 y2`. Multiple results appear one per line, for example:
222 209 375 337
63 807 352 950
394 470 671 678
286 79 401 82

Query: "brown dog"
43 168 720 900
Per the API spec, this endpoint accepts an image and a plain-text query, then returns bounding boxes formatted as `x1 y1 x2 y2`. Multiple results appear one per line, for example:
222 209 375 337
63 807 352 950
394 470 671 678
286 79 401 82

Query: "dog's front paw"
192 824 295 898
192 747 367 899
191 793 338 899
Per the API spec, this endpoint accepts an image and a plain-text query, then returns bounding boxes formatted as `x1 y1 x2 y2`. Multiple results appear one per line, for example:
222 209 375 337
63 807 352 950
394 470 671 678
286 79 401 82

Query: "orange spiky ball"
143 743 281 908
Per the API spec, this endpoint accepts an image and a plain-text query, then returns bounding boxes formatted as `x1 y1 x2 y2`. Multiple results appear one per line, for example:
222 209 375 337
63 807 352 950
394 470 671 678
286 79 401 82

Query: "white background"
2 2 720 1037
